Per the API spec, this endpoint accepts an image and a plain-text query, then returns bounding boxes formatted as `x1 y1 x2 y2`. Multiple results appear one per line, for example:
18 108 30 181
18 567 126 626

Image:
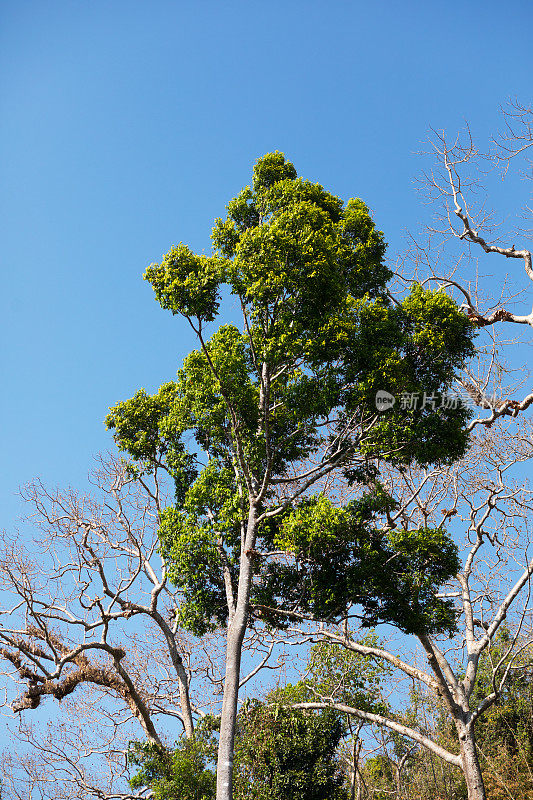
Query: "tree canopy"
107 152 474 637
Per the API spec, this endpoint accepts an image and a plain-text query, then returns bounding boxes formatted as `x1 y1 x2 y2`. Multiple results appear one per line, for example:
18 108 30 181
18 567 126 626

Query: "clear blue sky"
1 0 531 527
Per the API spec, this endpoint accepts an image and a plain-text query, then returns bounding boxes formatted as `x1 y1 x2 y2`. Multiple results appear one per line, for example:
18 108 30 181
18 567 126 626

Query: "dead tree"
284 421 533 800
409 100 533 430
0 456 283 799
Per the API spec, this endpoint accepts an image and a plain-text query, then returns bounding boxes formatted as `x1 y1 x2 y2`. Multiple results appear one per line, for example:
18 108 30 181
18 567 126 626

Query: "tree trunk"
348 738 357 800
216 505 257 800
458 723 486 800
216 621 246 800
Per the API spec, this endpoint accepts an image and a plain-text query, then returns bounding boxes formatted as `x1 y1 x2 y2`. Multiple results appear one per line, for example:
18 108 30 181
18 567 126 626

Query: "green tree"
305 631 396 800
106 152 475 800
234 689 347 800
129 735 216 800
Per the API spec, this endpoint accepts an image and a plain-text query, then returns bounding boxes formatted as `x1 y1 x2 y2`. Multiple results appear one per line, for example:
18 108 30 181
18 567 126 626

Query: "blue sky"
1 0 532 527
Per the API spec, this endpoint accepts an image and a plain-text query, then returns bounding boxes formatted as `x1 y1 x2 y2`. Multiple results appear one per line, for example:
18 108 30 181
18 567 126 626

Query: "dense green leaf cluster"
256 492 460 635
233 689 347 800
128 734 216 800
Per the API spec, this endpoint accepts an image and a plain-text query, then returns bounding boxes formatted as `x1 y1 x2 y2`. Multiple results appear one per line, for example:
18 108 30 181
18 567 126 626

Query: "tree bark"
457 722 486 800
216 622 245 800
215 504 257 800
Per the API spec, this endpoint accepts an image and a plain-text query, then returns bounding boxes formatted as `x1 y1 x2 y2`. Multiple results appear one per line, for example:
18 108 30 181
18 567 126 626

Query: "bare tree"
277 421 533 800
0 457 285 799
409 100 533 430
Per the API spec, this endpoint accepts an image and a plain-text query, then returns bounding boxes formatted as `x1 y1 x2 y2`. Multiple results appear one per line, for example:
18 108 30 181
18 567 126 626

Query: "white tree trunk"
457 723 486 800
215 505 257 800
216 622 245 800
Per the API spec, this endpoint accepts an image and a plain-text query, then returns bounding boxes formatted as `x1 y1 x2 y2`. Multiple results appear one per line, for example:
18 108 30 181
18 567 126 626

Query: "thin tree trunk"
350 737 359 800
150 609 195 738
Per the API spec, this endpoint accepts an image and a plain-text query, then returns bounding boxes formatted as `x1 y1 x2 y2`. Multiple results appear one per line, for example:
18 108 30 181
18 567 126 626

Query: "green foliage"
363 754 398 800
307 630 393 712
470 631 533 799
106 383 179 461
233 689 348 800
347 285 476 466
252 150 298 190
129 697 348 800
128 735 216 800
144 244 226 322
358 638 533 800
258 492 460 635
105 382 197 504
106 152 474 638
158 507 228 635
